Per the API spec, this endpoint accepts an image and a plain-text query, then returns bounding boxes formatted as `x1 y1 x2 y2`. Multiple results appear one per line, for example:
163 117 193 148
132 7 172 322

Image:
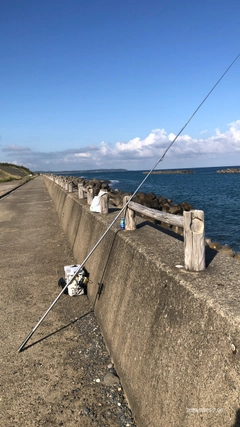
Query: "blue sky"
0 0 239 171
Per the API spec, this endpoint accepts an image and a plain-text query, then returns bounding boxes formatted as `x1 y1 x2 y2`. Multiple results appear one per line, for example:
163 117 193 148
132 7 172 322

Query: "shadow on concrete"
108 207 121 214
21 310 93 352
137 219 218 267
92 230 120 309
205 246 218 267
137 219 183 241
232 409 240 427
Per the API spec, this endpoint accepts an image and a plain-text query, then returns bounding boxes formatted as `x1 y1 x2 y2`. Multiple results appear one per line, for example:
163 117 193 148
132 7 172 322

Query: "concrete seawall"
44 175 240 427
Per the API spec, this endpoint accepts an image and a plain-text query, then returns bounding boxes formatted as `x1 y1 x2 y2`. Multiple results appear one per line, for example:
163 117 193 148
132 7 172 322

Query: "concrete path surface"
0 177 136 427
0 177 29 197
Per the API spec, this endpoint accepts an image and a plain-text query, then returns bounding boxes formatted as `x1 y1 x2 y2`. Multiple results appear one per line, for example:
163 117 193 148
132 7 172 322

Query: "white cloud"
1 120 240 171
99 141 109 156
75 152 91 158
115 129 168 156
166 120 240 157
2 144 31 153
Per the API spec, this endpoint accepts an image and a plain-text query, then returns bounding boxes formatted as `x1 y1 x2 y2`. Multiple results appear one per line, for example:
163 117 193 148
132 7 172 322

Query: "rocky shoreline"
58 175 240 260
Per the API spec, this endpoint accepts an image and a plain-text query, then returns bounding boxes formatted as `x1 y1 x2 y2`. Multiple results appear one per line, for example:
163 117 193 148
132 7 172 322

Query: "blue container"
120 218 125 230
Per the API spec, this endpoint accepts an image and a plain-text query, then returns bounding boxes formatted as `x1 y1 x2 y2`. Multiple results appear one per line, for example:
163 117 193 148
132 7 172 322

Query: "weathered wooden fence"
48 175 205 272
122 196 205 272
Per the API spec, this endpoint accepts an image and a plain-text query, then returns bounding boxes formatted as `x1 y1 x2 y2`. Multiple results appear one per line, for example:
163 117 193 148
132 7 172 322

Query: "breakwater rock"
57 175 239 258
217 168 240 173
62 175 193 213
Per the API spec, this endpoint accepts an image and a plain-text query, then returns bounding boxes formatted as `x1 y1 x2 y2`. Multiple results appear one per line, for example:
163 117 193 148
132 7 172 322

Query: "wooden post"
100 193 109 214
123 196 136 230
172 225 183 236
184 210 205 271
78 183 85 199
87 187 93 205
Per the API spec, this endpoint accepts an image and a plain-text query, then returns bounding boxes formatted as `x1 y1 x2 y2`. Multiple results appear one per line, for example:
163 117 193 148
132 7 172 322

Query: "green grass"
0 163 34 183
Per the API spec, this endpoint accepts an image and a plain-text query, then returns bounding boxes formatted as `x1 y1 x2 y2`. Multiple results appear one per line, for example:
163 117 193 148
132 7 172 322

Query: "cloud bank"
1 120 240 171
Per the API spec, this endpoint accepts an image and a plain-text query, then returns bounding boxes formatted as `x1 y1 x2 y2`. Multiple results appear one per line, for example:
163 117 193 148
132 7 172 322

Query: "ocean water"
57 166 240 253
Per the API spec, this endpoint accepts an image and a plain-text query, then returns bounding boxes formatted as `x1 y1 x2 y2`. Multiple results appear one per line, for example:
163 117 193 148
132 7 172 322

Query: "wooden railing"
122 196 205 272
48 175 206 272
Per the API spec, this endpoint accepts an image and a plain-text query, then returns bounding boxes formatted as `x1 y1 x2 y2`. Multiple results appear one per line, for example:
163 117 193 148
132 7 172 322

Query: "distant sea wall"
44 175 240 427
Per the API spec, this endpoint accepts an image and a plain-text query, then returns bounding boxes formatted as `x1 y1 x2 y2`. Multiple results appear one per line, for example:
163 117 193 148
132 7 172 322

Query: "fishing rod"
18 52 240 352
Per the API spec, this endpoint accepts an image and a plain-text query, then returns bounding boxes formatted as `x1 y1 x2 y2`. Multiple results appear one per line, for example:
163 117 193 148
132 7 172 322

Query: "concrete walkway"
0 177 135 427
0 177 29 197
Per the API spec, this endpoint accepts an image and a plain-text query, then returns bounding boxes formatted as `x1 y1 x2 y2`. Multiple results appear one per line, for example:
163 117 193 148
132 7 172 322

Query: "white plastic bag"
90 190 107 212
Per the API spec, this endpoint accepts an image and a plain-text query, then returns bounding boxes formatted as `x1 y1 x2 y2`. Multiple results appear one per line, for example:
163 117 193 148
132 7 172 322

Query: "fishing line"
18 53 240 352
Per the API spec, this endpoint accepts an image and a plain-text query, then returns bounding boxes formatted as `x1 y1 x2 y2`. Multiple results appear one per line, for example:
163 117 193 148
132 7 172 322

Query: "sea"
56 166 240 253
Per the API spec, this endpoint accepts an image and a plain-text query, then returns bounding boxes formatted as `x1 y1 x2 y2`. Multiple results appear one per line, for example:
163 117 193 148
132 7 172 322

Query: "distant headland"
143 169 193 175
46 169 128 174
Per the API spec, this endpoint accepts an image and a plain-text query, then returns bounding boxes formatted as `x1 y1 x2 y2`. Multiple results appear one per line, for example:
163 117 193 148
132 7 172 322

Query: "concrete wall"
44 176 240 427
